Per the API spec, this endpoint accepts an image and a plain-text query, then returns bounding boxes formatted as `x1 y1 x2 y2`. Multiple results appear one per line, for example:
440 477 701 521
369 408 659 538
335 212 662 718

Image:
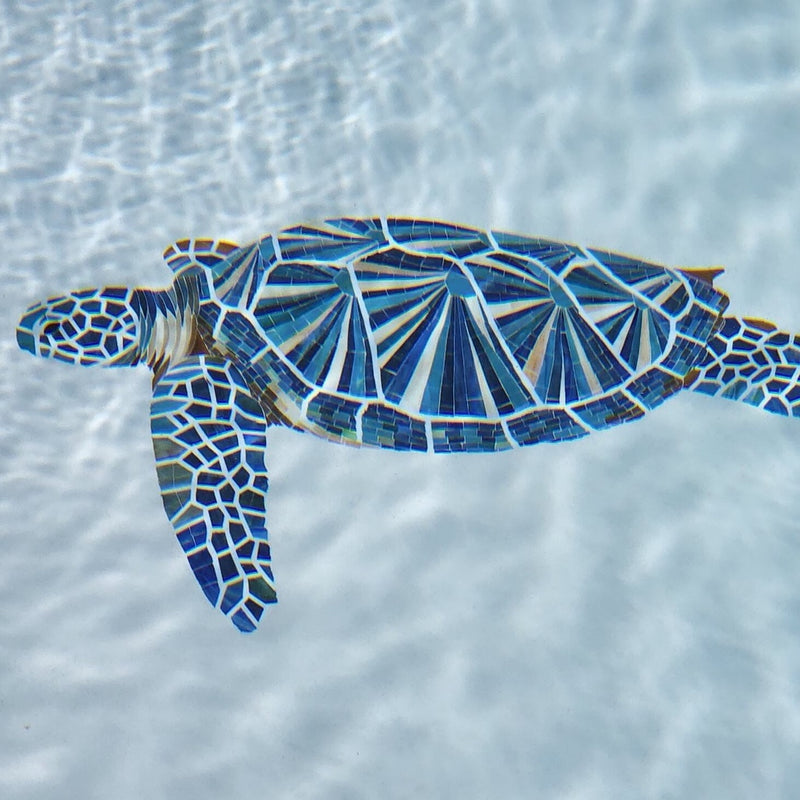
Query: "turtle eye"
44 317 79 339
42 320 61 339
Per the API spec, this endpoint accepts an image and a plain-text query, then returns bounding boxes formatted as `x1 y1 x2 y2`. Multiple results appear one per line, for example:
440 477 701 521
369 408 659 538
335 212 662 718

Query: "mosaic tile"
17 216 800 631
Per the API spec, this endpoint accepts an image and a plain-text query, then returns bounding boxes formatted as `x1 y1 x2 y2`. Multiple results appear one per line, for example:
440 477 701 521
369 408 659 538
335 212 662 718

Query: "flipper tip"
677 266 725 285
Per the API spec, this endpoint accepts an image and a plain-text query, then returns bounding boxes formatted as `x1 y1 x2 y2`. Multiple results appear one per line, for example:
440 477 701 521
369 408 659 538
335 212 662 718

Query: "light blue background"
3 1 800 797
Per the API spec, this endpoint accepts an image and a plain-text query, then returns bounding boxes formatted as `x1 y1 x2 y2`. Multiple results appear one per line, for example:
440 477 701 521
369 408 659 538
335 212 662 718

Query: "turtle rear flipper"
150 355 276 632
690 316 800 416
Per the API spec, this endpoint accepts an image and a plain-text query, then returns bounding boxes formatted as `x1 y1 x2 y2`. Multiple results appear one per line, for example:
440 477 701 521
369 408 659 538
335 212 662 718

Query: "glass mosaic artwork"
16 217 800 631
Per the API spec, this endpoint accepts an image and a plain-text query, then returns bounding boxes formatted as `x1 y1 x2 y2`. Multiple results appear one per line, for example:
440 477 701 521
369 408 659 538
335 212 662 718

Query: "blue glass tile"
361 405 428 451
626 368 683 410
507 409 588 445
573 392 646 429
430 420 512 453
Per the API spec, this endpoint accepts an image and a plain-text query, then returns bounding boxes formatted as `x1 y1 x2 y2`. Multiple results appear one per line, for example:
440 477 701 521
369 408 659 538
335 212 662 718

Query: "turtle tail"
689 316 800 417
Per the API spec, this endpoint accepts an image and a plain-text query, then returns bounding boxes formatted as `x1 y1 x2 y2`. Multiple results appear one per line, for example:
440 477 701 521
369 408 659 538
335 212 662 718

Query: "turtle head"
16 287 143 366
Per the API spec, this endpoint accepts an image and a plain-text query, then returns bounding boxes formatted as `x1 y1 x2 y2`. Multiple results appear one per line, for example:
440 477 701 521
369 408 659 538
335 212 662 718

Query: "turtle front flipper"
150 355 276 632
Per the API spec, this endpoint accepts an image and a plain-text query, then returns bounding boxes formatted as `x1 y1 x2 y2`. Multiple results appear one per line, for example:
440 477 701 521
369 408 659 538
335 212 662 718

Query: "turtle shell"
190 217 729 452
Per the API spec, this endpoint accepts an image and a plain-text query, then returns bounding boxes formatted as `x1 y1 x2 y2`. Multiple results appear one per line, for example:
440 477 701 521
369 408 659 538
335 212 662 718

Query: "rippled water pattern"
3 1 800 798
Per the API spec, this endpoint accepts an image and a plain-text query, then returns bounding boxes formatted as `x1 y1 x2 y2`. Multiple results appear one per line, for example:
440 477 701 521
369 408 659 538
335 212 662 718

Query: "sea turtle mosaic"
16 217 800 631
